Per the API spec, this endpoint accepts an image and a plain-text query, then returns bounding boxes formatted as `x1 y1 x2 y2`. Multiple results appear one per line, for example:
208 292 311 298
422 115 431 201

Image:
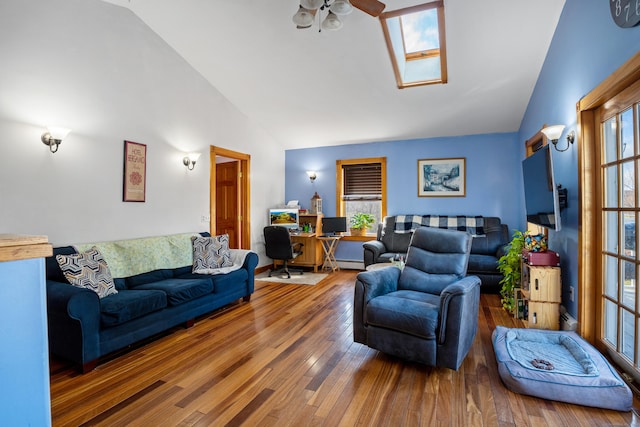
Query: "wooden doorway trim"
210 146 251 250
578 50 640 343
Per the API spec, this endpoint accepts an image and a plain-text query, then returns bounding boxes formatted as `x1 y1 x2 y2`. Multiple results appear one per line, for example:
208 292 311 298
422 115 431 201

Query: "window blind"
342 163 382 200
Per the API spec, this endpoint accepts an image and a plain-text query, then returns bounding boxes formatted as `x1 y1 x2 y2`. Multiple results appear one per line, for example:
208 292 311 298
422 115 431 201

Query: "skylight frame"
380 1 447 89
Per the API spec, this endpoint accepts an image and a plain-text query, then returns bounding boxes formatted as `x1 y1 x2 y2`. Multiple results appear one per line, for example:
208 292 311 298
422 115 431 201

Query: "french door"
596 80 640 382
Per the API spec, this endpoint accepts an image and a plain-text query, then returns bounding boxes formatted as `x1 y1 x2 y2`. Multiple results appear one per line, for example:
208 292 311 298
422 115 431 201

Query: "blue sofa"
45 232 258 372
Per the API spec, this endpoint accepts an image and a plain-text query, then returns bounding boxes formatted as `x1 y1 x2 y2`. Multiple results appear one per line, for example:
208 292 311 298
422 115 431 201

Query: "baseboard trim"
337 261 364 270
256 261 364 273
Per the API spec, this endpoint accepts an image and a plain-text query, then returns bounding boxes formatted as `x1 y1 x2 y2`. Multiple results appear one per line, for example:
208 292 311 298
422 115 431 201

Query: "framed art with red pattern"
123 140 146 202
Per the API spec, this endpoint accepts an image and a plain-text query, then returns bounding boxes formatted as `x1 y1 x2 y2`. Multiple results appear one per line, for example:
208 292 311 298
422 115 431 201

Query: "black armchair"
354 227 481 370
263 226 304 278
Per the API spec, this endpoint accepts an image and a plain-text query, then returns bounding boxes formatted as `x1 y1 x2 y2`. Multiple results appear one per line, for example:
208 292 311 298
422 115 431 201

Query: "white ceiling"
102 0 565 149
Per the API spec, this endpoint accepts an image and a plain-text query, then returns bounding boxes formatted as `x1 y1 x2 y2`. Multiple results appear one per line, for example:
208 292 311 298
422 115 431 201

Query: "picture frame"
418 157 466 197
123 140 147 202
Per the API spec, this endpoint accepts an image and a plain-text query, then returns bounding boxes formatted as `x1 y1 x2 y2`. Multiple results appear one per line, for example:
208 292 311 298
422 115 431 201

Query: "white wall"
0 0 283 265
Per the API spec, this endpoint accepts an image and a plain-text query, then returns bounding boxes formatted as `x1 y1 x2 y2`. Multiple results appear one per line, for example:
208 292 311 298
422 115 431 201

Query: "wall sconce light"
41 126 71 153
306 171 317 182
183 152 201 171
541 125 575 152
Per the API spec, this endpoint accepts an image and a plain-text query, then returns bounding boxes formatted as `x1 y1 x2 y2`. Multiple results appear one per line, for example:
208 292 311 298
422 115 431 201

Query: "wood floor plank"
225 387 275 427
309 344 371 420
348 354 403 425
434 367 453 425
176 410 206 426
49 271 640 426
383 363 415 426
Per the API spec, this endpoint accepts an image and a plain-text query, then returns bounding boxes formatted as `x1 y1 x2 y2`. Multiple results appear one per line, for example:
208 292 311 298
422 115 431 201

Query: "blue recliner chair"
354 226 481 370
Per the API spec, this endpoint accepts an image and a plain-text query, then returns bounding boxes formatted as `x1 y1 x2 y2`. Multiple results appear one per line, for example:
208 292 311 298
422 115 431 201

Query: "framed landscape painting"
418 157 466 197
123 140 147 202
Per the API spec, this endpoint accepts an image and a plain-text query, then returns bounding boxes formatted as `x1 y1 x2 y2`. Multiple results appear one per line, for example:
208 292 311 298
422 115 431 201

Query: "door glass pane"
604 255 619 298
621 107 634 159
623 212 636 256
637 105 640 154
623 260 636 309
605 211 618 253
604 165 619 207
603 116 618 163
622 308 635 361
604 299 618 347
622 161 636 207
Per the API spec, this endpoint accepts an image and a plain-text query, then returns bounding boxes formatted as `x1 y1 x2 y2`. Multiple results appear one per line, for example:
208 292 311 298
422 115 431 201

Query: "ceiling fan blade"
351 0 386 17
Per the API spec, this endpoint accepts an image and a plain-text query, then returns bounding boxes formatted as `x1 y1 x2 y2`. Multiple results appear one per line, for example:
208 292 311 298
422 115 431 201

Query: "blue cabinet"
0 235 52 426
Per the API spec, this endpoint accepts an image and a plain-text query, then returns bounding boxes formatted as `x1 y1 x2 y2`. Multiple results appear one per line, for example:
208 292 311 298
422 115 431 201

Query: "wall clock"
610 0 640 28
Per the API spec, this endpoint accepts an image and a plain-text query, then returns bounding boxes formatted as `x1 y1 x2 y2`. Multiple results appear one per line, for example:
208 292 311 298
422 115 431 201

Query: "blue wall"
519 0 640 317
285 132 522 260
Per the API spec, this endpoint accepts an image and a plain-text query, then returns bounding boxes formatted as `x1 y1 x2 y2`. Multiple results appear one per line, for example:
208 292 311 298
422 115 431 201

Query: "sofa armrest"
235 250 258 295
228 249 256 269
46 280 101 367
353 267 401 343
363 240 387 267
357 267 401 301
495 243 510 259
436 275 481 370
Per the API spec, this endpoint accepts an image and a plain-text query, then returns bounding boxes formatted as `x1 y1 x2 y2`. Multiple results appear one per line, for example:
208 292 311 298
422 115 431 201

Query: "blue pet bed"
492 326 632 411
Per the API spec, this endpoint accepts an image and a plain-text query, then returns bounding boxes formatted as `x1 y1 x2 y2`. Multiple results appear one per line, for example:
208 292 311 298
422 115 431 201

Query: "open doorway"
210 146 250 250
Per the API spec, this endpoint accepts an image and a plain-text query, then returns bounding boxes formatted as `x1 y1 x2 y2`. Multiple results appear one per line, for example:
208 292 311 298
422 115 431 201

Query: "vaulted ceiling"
102 0 565 149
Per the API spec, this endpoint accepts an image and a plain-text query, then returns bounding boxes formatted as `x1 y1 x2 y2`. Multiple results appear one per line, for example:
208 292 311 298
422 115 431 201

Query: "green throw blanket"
76 233 198 278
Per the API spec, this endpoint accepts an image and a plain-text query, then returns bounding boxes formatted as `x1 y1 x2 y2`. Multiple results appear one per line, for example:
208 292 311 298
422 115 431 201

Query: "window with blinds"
336 158 387 234
342 163 382 201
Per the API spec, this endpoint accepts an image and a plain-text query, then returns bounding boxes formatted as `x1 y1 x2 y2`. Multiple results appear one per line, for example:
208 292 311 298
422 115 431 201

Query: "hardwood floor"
50 270 640 426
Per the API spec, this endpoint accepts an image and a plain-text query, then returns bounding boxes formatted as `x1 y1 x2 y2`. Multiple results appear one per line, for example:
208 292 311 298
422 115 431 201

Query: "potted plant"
497 230 525 313
350 213 376 236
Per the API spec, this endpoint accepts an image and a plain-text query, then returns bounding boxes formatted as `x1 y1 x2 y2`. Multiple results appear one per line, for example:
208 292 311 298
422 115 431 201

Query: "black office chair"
264 226 304 278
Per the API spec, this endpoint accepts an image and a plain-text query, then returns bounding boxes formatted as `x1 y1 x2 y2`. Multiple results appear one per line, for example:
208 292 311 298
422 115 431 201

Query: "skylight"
380 1 447 89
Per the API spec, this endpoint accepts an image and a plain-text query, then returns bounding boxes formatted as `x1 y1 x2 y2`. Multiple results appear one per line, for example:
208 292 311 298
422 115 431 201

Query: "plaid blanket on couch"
393 215 486 236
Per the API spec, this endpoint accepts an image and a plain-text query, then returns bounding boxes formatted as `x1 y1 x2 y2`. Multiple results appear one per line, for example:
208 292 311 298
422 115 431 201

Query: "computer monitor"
269 208 299 230
321 216 347 236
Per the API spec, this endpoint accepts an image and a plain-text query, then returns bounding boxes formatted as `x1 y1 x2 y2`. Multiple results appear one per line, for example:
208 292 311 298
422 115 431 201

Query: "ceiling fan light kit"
301 0 324 9
322 11 343 31
292 5 314 27
293 0 385 31
331 0 354 15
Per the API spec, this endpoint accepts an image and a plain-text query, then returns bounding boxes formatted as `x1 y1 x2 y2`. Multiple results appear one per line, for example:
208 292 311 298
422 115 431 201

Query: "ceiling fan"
293 0 386 31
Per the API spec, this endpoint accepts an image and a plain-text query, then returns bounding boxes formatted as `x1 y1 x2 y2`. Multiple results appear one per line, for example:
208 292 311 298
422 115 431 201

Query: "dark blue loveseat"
45 232 258 372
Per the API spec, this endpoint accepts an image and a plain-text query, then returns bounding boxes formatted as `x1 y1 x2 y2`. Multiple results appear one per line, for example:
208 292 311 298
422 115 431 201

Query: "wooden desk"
274 232 323 272
317 235 342 272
